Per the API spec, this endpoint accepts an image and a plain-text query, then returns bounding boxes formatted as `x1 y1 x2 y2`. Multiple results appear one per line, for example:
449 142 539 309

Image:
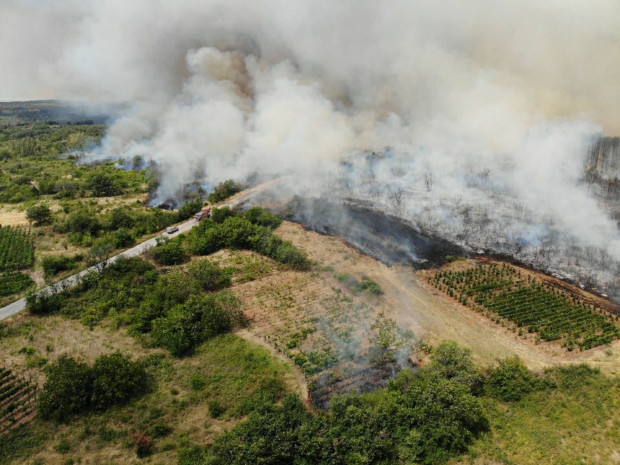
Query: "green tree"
177 199 203 221
151 239 188 265
487 356 537 401
39 356 94 422
26 203 52 226
91 352 148 410
87 172 122 197
187 259 231 291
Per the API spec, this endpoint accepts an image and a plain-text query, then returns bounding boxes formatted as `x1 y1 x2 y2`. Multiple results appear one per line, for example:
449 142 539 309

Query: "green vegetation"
0 272 34 297
430 263 620 350
0 226 34 271
0 333 292 464
40 255 77 277
207 180 245 203
26 255 246 356
487 356 545 402
151 292 244 356
187 207 310 270
25 204 52 226
192 341 489 465
469 364 620 465
38 352 147 422
150 238 188 265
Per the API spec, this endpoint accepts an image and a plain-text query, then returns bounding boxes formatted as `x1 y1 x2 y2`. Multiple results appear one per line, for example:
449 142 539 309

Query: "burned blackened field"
283 198 467 268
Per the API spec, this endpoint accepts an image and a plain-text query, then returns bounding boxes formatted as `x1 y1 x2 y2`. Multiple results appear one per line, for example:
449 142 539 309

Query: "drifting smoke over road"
2 0 620 291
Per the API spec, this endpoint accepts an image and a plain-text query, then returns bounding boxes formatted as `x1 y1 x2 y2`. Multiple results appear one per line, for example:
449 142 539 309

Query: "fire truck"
194 208 212 221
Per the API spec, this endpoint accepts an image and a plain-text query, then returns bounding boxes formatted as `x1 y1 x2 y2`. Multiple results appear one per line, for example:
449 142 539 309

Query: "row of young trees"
0 226 34 271
430 264 620 350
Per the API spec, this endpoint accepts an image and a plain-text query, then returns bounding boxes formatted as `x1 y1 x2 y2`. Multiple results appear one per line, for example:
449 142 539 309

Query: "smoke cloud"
2 0 620 290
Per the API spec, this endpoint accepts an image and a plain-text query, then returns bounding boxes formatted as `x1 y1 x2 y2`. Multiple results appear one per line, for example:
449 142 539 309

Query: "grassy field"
0 331 295 465
457 365 620 465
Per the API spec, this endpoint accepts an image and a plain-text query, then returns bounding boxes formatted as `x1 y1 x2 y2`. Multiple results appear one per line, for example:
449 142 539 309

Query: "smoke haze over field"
2 0 620 290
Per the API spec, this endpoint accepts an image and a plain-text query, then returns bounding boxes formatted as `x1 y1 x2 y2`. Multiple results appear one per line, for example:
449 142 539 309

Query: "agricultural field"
0 367 38 436
0 273 34 298
429 263 620 351
0 227 34 271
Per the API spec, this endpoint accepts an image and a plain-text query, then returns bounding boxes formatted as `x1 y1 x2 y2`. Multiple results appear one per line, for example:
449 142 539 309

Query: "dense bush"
86 172 124 197
38 356 94 422
177 199 204 221
39 353 148 422
91 352 148 410
186 211 310 270
112 228 135 248
26 203 52 226
151 292 243 356
427 340 485 394
150 239 188 265
210 206 237 224
244 206 283 230
487 356 539 401
26 289 66 315
41 255 76 277
187 259 231 291
207 180 245 203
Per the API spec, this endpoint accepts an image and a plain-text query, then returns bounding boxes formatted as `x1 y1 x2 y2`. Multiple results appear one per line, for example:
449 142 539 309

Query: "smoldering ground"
2 0 620 294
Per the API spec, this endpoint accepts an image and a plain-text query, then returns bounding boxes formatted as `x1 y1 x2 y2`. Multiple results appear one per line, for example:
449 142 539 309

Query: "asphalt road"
0 179 280 322
0 217 196 321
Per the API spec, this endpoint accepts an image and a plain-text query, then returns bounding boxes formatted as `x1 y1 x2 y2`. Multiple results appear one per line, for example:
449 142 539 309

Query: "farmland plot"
0 367 38 435
0 226 34 271
429 263 620 351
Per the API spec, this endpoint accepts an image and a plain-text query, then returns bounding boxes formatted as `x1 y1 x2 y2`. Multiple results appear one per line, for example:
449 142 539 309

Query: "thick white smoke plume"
2 0 620 290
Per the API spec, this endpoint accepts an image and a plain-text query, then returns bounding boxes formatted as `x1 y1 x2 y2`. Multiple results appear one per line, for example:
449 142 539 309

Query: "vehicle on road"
166 226 179 234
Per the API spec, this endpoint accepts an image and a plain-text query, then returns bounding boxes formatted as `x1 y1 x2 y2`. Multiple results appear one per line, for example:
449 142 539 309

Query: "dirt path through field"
276 222 620 374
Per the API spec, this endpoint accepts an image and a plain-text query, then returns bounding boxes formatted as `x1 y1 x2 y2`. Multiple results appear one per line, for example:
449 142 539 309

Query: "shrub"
41 255 75 277
39 356 94 422
133 433 153 458
150 422 173 438
244 207 282 230
190 373 208 391
26 289 65 315
207 180 245 203
63 209 101 235
359 278 383 295
208 400 226 418
112 228 135 248
177 199 203 221
187 259 231 291
268 239 310 270
90 352 148 410
427 340 485 394
487 356 537 401
39 353 148 422
151 292 242 356
151 240 188 265
211 206 237 224
87 172 123 197
26 204 52 226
